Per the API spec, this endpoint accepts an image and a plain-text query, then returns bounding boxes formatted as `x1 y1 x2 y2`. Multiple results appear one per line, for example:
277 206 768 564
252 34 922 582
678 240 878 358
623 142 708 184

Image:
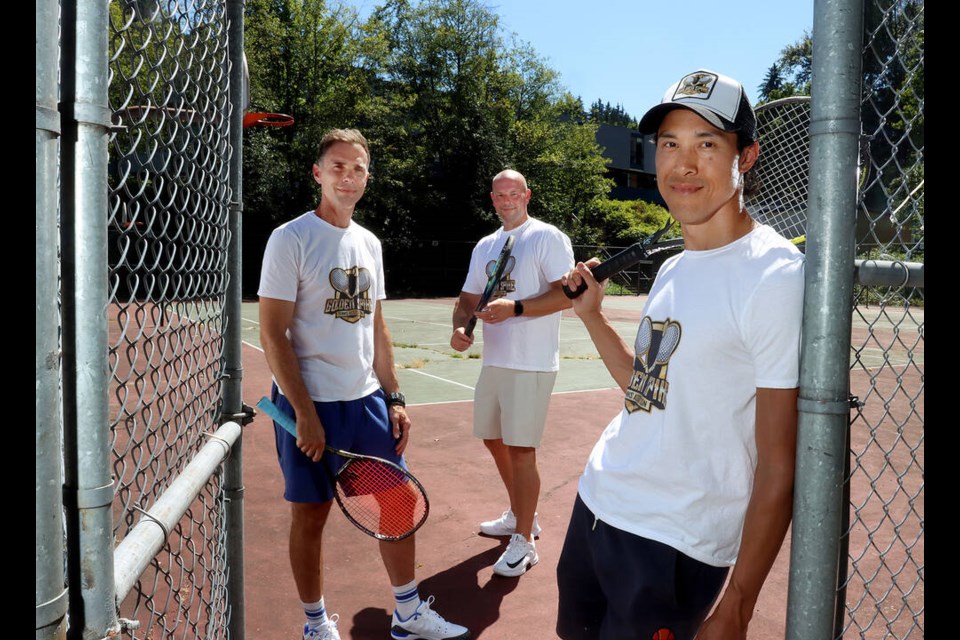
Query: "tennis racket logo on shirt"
625 317 682 414
325 266 373 323
485 255 516 297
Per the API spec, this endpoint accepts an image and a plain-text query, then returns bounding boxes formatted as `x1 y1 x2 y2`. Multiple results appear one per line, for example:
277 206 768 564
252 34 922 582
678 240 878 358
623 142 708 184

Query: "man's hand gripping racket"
464 234 516 337
562 221 675 299
256 396 429 541
562 96 813 299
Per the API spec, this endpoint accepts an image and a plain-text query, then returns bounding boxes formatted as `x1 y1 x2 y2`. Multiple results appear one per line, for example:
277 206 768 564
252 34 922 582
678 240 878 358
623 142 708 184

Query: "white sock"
303 597 328 628
392 580 420 620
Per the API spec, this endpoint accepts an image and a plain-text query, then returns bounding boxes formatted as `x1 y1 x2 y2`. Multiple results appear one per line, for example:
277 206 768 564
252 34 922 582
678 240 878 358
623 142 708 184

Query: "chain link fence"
840 0 924 637
106 1 233 638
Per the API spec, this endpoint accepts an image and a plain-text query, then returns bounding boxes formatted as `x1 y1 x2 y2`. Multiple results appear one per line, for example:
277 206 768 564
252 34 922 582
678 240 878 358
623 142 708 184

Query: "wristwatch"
385 391 406 408
514 300 524 316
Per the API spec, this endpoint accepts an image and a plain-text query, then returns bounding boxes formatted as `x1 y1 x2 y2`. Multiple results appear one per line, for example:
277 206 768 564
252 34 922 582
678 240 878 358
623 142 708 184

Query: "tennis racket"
563 96 813 299
745 95 812 244
562 220 677 299
464 233 516 337
256 396 429 541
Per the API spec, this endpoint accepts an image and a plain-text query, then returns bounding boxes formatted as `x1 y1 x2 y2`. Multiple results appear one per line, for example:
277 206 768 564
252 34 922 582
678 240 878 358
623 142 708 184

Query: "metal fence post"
225 1 247 638
786 0 865 638
60 1 118 638
36 0 67 636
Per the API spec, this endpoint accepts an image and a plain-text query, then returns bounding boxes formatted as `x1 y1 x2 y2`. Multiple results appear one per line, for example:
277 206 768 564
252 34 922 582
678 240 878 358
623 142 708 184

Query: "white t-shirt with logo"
578 225 805 567
463 217 574 372
258 211 385 401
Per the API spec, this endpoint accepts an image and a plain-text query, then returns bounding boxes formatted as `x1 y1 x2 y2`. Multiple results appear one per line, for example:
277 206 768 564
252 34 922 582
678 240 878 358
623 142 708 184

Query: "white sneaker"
492 533 539 577
478 509 542 538
303 614 341 640
390 596 471 639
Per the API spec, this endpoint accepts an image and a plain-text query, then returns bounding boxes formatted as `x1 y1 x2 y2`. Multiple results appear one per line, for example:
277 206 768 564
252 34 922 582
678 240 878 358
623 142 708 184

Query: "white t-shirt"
578 225 805 567
258 212 386 402
463 217 574 372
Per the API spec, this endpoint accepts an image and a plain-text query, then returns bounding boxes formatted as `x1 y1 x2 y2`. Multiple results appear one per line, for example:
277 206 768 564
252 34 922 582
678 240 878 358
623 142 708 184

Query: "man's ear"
739 141 760 174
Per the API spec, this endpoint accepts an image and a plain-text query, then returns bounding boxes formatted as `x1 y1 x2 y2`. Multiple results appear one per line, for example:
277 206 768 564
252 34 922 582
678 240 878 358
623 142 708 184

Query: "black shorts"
556 494 730 640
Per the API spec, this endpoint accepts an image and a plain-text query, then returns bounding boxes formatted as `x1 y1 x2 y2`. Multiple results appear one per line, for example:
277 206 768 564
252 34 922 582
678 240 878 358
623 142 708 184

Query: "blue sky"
348 0 813 120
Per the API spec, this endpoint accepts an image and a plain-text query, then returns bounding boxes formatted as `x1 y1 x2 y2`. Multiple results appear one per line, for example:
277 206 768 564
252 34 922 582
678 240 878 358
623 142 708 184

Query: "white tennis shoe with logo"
390 596 471 640
492 533 539 577
303 614 341 640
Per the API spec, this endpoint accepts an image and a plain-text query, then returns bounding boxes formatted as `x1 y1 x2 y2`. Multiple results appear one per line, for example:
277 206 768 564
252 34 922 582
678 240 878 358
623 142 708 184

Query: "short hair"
316 128 371 166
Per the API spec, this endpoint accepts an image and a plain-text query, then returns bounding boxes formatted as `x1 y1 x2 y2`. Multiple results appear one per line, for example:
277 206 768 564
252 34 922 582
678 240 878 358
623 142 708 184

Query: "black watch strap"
514 300 524 316
385 391 406 407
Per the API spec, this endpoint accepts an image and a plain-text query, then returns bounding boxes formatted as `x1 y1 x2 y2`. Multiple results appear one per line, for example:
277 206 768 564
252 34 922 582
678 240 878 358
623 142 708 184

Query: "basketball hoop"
243 112 295 129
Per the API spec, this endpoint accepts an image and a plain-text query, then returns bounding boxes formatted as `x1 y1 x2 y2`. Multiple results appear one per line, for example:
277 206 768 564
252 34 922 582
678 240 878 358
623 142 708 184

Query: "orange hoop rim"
243 112 295 128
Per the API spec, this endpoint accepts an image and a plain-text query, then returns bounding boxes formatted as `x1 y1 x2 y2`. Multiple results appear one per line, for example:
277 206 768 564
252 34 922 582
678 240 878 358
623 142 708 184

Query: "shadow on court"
349 543 521 639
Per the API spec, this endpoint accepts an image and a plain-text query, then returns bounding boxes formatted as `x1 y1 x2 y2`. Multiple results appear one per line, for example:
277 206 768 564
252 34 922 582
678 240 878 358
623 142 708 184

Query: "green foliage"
593 199 675 246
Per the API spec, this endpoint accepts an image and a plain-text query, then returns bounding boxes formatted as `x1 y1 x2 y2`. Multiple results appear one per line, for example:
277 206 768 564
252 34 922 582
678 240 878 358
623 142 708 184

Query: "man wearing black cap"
556 70 805 639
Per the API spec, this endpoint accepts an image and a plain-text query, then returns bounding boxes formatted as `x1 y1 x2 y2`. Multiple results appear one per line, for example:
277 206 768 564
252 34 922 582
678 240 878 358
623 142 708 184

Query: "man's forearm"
579 310 635 391
261 334 315 414
710 469 793 627
514 282 573 318
373 303 401 393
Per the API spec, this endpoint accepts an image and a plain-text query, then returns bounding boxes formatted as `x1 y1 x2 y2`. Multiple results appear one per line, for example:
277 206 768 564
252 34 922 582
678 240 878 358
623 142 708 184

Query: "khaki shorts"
473 366 558 447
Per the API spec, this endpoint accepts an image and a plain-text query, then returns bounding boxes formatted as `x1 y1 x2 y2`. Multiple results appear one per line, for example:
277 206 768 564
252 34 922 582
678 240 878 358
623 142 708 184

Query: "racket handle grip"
562 242 649 299
256 396 298 438
463 316 478 339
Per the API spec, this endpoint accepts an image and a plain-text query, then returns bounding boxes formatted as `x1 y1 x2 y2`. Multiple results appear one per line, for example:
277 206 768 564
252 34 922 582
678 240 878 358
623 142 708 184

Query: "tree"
758 33 812 104
241 0 653 295
758 64 783 101
587 99 635 127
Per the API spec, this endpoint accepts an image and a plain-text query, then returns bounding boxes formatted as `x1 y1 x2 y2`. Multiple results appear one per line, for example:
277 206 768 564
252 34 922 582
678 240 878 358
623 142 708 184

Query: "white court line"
242 340 619 403
403 368 476 390
385 315 452 328
243 317 260 326
406 386 620 407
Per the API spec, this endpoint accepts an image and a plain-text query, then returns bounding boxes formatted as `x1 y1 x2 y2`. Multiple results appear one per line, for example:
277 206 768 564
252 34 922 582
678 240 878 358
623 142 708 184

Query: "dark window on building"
630 133 644 167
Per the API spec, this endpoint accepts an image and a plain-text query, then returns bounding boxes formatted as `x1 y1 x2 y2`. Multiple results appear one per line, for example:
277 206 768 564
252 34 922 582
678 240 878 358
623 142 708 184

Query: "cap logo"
673 72 718 100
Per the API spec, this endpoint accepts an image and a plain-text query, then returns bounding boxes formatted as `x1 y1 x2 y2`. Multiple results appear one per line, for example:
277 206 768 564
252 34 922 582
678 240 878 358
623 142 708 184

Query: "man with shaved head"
451 168 574 578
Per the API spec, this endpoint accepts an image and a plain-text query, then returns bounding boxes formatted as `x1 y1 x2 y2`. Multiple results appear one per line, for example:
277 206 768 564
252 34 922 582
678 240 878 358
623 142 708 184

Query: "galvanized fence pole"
786 0 865 638
224 1 247 638
36 0 67 637
59 1 118 638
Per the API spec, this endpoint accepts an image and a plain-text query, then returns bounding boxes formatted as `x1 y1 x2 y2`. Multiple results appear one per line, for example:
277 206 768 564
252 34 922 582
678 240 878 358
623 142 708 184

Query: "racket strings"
749 99 812 242
335 459 427 539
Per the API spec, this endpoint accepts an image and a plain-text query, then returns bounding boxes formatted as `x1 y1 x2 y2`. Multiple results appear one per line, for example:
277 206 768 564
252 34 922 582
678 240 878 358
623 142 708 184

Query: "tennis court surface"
240 296 917 639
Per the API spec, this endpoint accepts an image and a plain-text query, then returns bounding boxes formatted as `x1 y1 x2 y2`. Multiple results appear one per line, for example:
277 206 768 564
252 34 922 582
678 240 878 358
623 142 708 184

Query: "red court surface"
240 343 794 639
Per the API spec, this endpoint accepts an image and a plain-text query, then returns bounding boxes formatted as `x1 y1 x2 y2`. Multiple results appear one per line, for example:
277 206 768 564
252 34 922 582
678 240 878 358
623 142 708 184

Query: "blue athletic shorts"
270 384 407 503
556 493 729 640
